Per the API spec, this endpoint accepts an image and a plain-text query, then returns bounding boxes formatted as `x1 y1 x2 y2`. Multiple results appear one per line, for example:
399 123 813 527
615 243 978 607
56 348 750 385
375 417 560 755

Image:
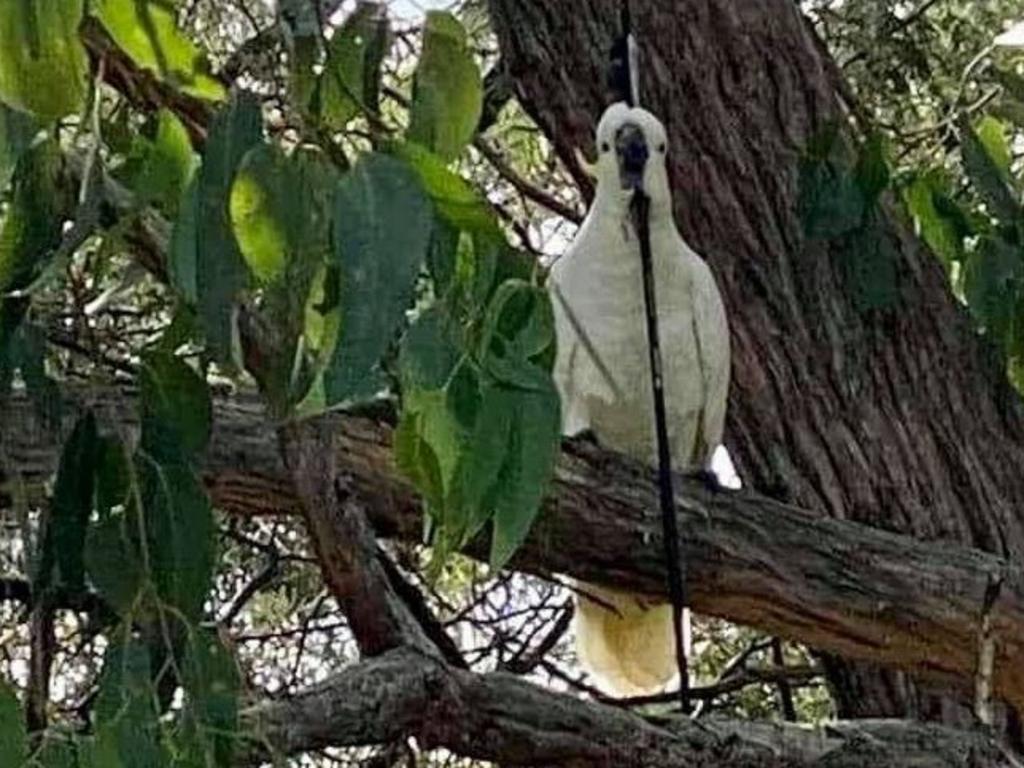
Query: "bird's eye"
658 143 666 154
600 141 610 153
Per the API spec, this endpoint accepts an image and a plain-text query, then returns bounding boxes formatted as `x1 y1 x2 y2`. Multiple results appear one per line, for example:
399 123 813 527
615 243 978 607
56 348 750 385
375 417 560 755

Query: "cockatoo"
549 102 730 696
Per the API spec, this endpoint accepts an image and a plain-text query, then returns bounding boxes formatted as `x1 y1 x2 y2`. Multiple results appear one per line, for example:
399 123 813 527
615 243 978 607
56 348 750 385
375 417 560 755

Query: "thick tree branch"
239 646 1016 767
5 387 1024 712
279 419 440 658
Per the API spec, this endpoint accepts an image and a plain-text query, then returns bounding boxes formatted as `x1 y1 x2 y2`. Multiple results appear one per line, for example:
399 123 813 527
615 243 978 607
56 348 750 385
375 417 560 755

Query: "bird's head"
592 102 671 213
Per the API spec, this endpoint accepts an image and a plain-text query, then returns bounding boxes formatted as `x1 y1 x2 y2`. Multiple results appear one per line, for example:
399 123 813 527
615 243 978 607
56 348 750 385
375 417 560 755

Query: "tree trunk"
486 0 1024 727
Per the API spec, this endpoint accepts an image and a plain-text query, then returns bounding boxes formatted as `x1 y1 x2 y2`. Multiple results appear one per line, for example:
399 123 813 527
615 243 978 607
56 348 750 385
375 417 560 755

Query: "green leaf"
960 120 1020 223
394 405 447 514
0 103 39 191
478 280 556 390
95 436 131 519
180 629 240 765
397 142 500 237
140 459 214 622
853 133 890 203
903 171 968 266
0 682 25 767
407 12 483 161
964 234 1021 345
402 388 465 503
229 144 334 285
398 307 460 390
458 379 512 537
0 0 88 119
192 91 263 364
230 145 336 410
94 638 169 768
140 352 212 461
169 178 200 304
35 735 78 768
426 214 460 294
85 510 144 616
92 0 225 101
798 156 866 239
120 109 197 214
44 412 99 593
0 138 66 295
993 67 1024 103
486 383 560 570
230 146 290 284
324 152 432 404
8 322 61 428
316 2 390 128
975 115 1012 174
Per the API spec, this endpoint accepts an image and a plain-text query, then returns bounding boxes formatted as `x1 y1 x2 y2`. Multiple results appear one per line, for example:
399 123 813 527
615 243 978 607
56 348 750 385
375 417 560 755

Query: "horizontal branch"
3 386 1024 711
238 646 1016 767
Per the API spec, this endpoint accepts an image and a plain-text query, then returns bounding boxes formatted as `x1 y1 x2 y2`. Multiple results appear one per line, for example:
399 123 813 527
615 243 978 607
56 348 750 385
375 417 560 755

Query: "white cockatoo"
548 102 730 696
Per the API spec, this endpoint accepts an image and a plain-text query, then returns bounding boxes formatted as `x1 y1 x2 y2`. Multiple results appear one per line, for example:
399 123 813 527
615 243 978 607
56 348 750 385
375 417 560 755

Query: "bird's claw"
685 468 723 494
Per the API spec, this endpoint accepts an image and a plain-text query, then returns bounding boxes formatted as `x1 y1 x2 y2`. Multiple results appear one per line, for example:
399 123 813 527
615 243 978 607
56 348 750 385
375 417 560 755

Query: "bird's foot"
685 468 723 494
573 428 602 447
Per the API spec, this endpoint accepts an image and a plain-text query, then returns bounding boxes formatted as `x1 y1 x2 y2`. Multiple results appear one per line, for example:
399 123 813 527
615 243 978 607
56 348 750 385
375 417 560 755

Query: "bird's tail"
572 582 689 697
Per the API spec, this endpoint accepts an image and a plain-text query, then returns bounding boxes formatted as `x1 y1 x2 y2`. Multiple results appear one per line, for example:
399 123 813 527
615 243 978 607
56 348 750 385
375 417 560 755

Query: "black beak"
615 122 648 191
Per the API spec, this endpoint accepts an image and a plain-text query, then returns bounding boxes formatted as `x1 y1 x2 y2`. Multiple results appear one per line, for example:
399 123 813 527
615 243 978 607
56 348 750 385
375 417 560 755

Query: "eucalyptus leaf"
94 639 169 768
486 383 561 571
975 115 1012 174
0 104 40 191
0 681 25 767
0 0 88 119
963 233 1021 345
0 138 66 295
44 412 99 594
231 144 336 409
407 12 483 160
317 2 390 128
140 352 212 461
324 152 432 404
120 109 197 214
397 142 499 237
92 0 225 100
960 121 1020 223
170 177 200 304
139 459 214 622
85 511 144 617
904 171 967 266
193 92 263 364
180 628 240 766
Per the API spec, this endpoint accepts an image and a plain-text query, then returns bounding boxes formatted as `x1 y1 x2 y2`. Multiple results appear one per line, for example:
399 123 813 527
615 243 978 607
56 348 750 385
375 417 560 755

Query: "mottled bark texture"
485 0 1024 726
239 647 1019 768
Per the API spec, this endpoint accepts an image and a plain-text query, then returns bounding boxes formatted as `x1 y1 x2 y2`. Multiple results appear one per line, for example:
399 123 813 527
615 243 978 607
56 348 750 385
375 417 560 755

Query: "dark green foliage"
799 127 900 310
313 1 390 128
184 91 263 366
325 152 433 403
0 682 25 767
37 412 98 594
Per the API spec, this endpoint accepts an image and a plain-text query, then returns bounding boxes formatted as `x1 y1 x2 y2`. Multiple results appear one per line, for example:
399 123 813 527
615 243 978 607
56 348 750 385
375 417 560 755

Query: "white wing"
690 254 731 468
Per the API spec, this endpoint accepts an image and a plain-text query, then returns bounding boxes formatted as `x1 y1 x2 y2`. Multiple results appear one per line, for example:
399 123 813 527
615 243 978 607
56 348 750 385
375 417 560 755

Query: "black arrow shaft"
632 191 691 713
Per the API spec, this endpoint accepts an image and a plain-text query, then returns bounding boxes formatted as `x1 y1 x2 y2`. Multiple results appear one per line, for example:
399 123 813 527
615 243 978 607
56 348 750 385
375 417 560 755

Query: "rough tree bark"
486 0 1024 728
